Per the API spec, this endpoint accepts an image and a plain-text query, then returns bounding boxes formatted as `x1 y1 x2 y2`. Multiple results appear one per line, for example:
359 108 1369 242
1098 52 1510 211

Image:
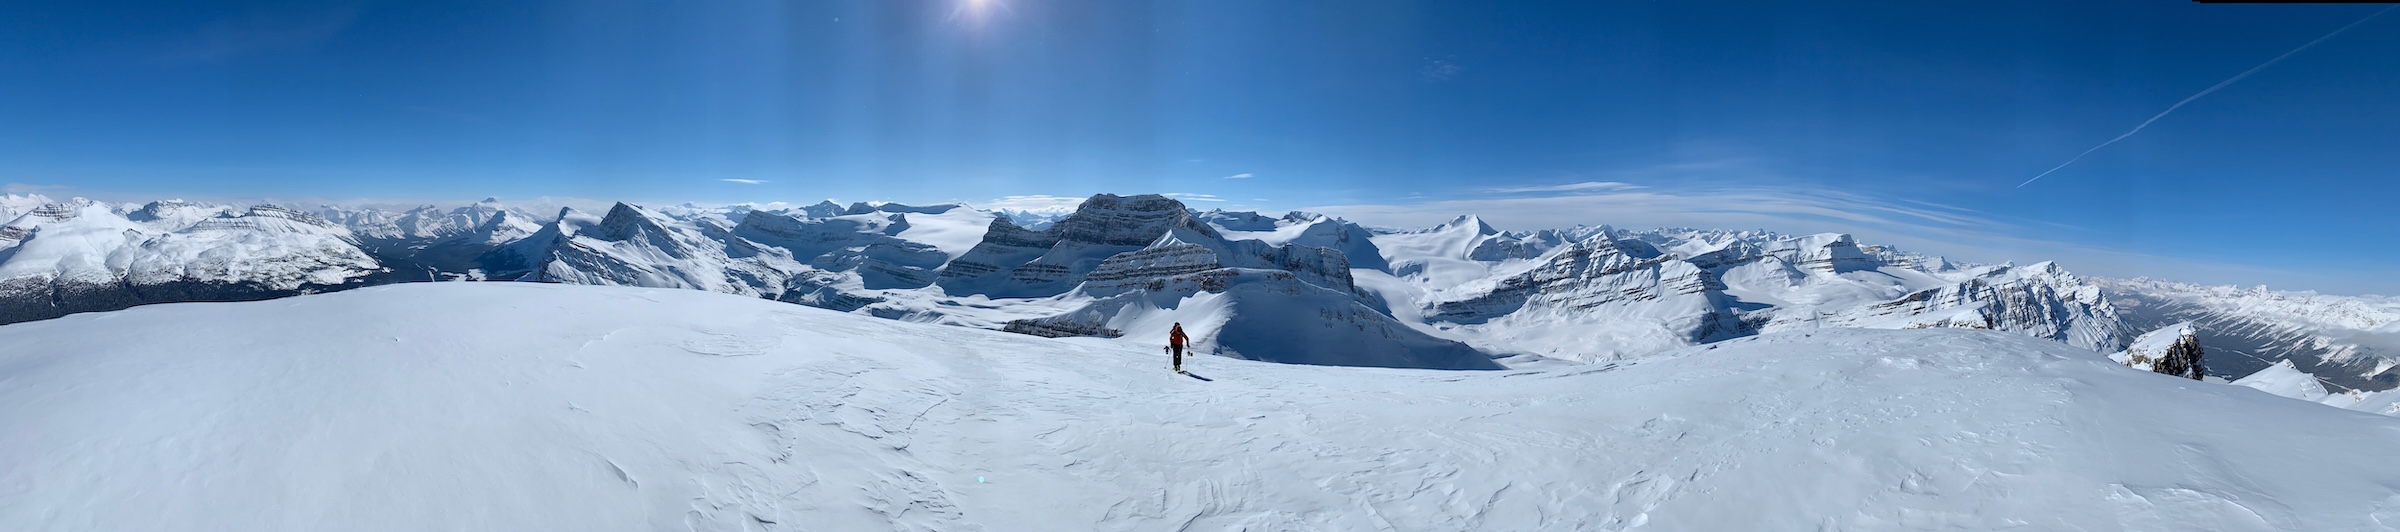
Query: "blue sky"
1 1 2395 293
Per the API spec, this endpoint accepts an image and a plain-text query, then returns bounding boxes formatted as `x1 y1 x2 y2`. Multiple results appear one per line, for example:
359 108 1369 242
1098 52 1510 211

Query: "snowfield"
8 283 2400 531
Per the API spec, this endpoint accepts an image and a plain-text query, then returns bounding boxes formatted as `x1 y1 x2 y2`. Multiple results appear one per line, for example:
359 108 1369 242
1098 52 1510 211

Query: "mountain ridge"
0 192 2382 380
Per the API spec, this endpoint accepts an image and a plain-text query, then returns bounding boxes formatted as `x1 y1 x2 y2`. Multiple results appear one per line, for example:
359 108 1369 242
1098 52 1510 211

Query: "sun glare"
951 0 1005 25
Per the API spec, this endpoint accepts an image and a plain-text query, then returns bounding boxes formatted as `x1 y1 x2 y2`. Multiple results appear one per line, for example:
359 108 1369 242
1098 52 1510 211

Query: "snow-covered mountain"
2101 276 2400 391
940 194 1495 370
505 200 999 309
6 191 2394 380
9 283 2400 530
519 202 813 297
313 197 532 242
122 199 238 230
938 194 1231 298
1366 220 2126 364
304 198 548 277
2223 356 2400 418
0 200 382 323
0 194 55 220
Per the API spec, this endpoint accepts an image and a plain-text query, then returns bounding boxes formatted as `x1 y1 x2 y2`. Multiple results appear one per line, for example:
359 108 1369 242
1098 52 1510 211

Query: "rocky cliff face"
1848 262 2126 353
1764 233 1878 274
938 194 1228 298
2113 322 2206 380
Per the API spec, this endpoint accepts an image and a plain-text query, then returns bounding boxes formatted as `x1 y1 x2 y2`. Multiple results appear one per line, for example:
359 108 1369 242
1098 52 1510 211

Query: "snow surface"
887 205 994 262
9 283 2400 531
2233 359 2333 402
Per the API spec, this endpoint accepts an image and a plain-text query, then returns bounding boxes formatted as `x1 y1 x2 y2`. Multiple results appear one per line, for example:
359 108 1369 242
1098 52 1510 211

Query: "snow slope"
2225 359 2400 417
2234 359 2334 402
8 283 2400 531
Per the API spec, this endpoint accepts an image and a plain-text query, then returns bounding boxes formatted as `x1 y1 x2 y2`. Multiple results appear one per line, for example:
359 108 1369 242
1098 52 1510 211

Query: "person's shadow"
1183 372 1214 382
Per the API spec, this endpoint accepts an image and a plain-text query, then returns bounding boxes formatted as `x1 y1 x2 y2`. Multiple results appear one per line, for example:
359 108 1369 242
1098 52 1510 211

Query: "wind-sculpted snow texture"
9 283 2400 531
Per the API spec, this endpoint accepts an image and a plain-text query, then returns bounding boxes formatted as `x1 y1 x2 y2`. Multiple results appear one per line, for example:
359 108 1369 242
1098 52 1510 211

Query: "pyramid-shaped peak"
1437 215 1498 235
591 202 672 241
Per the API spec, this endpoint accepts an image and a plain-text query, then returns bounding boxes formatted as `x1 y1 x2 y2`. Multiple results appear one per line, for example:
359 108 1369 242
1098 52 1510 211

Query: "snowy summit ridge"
0 191 2385 381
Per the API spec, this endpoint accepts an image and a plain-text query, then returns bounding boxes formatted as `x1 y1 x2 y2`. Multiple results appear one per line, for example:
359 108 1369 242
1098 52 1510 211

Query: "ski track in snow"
7 283 2400 531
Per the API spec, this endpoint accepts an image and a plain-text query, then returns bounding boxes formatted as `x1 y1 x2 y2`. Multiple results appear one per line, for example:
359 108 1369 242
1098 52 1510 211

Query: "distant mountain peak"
1434 214 1498 236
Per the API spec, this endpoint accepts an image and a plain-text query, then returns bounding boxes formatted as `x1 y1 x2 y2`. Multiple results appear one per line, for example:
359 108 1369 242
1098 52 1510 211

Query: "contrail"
2018 5 2398 188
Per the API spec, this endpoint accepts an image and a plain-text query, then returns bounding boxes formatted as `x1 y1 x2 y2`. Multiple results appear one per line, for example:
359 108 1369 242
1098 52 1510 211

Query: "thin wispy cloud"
1420 55 1463 82
2018 5 2399 188
1223 173 1254 179
1162 193 1226 202
981 195 1087 213
1487 181 1642 194
719 179 768 185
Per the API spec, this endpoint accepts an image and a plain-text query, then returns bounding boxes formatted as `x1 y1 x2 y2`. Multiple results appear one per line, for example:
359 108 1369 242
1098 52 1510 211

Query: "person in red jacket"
1168 322 1190 373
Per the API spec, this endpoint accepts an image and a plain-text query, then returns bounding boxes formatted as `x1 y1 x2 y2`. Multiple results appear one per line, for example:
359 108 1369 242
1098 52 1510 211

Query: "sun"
950 0 1006 25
